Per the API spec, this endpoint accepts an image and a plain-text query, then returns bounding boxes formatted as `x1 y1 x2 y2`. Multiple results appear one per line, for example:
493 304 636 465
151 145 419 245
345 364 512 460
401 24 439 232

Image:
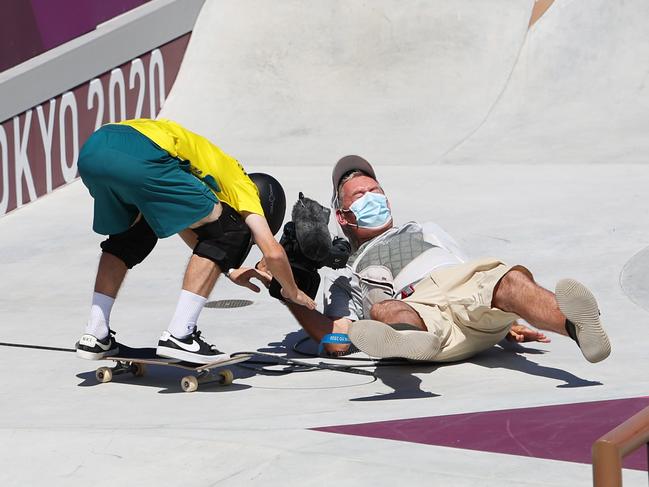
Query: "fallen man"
262 155 611 364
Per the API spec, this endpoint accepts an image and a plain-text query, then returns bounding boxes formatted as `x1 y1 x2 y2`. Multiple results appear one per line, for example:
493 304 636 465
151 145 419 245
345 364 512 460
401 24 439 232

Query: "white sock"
85 292 115 340
167 290 208 338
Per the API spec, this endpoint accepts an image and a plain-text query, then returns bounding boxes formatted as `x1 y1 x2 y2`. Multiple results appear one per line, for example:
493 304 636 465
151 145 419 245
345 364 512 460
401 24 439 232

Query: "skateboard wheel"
96 367 113 383
181 375 198 393
219 369 234 385
133 363 146 377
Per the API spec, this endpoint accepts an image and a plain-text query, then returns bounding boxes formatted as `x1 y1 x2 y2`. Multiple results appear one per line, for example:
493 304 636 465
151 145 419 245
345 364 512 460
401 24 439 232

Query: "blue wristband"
318 333 351 355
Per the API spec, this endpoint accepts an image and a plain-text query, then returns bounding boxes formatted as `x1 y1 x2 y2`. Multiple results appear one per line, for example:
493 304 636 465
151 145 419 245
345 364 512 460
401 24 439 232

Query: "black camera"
280 193 352 271
322 237 352 269
280 222 351 271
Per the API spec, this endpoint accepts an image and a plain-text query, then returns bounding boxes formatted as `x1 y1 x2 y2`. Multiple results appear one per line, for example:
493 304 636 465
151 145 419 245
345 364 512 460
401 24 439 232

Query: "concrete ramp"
163 0 649 167
445 0 649 164
161 0 535 164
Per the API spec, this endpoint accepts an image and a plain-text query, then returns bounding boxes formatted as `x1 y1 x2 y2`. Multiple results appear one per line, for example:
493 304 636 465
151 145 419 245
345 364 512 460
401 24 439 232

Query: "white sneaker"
75 330 119 360
555 279 611 363
348 319 441 361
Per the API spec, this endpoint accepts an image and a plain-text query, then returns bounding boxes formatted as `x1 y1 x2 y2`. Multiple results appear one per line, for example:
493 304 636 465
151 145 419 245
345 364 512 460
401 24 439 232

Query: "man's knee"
100 218 157 269
501 267 533 286
492 266 535 309
369 300 427 330
369 300 393 322
192 204 252 272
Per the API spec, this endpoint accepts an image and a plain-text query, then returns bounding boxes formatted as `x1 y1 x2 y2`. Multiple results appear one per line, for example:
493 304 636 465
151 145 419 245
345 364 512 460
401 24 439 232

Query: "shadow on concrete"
351 363 442 402
256 329 442 401
256 329 311 357
262 330 602 395
469 342 603 388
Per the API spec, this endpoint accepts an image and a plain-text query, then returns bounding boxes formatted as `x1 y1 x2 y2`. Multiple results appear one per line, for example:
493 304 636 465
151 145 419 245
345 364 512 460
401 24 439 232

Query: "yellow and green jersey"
116 118 264 216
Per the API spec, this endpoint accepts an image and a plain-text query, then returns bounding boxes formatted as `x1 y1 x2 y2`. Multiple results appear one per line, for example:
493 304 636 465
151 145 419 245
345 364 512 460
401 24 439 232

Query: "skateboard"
95 345 251 392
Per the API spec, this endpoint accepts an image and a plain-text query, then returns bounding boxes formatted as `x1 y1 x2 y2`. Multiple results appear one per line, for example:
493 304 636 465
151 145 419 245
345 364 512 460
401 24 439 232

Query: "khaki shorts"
404 258 531 362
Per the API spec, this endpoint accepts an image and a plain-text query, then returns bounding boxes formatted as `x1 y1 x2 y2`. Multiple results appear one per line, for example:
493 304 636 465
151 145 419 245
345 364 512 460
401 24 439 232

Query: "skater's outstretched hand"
281 287 317 309
228 266 272 293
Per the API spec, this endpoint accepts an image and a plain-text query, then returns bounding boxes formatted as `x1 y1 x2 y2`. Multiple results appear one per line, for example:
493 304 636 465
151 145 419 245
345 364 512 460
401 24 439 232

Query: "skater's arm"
258 254 354 353
227 267 272 292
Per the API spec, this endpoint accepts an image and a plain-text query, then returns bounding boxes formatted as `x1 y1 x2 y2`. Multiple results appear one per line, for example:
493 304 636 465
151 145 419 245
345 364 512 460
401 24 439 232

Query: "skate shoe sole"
348 319 441 361
75 346 119 360
555 278 611 363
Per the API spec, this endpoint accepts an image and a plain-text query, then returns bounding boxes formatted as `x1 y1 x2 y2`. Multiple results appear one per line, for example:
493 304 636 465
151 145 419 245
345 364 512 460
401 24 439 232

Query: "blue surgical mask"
345 192 392 229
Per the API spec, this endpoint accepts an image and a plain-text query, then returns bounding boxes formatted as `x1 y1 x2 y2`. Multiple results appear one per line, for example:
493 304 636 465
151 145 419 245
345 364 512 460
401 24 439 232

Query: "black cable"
0 342 75 353
232 351 375 376
237 359 318 375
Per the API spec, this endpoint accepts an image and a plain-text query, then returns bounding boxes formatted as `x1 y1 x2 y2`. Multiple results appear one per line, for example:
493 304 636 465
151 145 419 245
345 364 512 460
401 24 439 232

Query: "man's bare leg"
157 205 230 362
181 202 223 298
164 240 222 339
369 300 428 331
94 252 128 298
182 254 221 298
87 252 128 334
492 268 610 362
77 252 127 358
84 213 146 339
491 268 568 336
372 298 546 342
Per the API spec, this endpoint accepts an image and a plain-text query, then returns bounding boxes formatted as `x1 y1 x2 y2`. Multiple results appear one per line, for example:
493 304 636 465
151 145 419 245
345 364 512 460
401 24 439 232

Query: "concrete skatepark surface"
1 1 649 485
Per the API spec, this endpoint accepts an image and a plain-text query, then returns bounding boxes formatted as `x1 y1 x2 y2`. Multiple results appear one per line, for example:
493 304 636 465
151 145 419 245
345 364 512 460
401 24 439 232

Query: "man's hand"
228 267 272 292
281 288 316 310
506 322 551 343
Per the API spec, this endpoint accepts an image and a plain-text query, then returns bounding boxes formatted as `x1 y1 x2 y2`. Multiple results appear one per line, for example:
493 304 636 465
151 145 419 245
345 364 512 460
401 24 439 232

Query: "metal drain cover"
620 245 649 313
205 299 254 309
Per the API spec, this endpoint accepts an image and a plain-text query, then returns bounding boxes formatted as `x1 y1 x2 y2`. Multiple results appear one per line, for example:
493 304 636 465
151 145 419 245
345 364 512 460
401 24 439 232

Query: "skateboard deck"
95 345 251 392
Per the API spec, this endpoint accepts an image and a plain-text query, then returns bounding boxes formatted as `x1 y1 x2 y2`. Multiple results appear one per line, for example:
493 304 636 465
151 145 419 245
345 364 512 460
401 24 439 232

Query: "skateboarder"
269 155 610 363
75 118 315 364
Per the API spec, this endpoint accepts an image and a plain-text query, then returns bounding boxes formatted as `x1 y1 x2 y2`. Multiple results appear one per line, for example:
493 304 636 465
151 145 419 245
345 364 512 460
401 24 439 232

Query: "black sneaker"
76 330 119 360
156 330 228 364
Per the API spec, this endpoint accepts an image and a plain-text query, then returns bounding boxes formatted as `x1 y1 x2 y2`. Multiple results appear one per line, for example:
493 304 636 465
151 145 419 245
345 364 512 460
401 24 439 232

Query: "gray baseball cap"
331 155 377 206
